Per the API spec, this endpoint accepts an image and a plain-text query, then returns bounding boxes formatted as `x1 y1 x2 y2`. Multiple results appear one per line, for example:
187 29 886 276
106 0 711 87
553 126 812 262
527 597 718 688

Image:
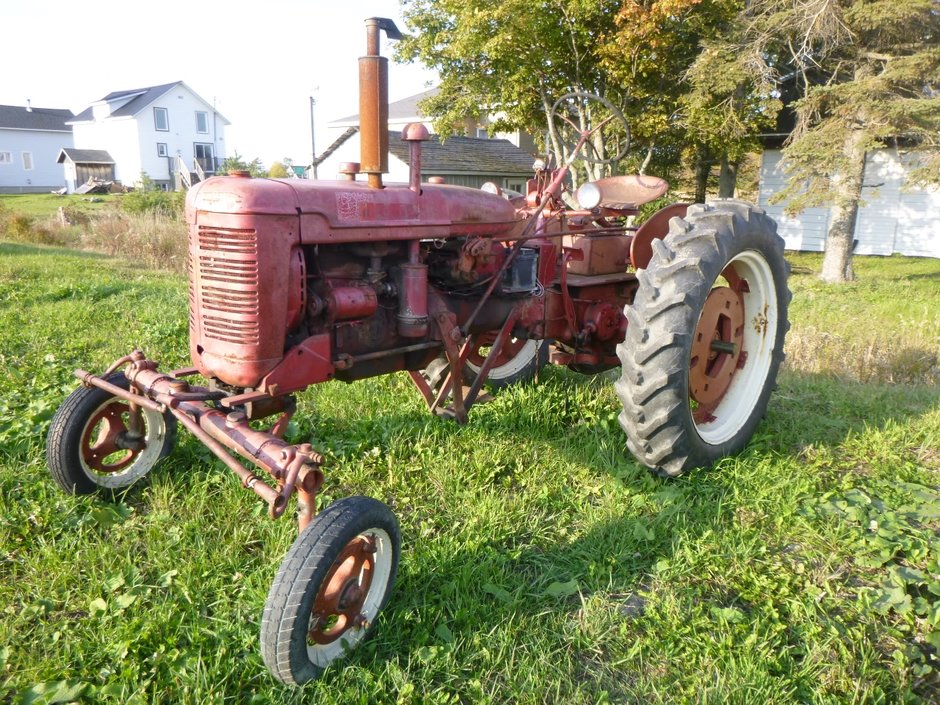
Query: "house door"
194 143 215 173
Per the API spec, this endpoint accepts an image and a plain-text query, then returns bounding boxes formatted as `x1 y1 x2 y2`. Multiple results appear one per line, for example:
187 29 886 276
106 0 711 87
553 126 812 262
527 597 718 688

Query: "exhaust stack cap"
359 18 405 189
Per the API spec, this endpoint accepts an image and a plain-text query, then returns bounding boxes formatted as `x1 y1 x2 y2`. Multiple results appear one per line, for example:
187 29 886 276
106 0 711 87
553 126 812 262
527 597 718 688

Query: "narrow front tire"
260 496 401 685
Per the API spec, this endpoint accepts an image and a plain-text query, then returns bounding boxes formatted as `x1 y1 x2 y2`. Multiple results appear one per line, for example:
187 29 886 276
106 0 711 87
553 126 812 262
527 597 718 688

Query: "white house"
758 148 940 258
0 103 74 193
67 82 229 191
316 88 538 191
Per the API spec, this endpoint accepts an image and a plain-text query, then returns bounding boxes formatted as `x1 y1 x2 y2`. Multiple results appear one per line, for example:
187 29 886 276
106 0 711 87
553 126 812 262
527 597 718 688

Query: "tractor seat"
576 175 669 211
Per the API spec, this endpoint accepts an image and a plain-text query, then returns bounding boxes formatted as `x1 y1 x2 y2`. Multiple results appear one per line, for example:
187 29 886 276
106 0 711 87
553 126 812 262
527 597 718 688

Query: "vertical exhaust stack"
359 17 402 189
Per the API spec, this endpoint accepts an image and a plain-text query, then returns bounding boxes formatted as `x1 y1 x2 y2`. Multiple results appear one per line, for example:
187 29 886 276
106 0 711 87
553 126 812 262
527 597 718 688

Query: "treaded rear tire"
260 496 401 685
615 200 791 477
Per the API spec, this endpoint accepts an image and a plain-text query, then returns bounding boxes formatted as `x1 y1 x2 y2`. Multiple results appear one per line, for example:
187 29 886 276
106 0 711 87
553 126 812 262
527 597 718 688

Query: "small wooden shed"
57 148 115 193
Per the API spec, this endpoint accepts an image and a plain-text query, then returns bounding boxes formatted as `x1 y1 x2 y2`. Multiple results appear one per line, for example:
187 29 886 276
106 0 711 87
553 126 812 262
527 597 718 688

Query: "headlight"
576 182 602 210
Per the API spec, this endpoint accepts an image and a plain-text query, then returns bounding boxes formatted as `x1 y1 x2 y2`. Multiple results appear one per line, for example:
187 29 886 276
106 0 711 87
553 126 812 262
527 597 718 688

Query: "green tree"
267 161 290 179
603 0 755 195
743 0 940 282
399 0 625 185
680 33 781 198
217 152 267 179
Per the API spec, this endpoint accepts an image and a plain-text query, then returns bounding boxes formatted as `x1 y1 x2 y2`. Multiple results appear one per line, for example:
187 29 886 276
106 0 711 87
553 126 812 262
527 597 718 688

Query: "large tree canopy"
400 0 774 192
399 0 938 281
739 0 940 281
398 0 623 183
603 0 778 192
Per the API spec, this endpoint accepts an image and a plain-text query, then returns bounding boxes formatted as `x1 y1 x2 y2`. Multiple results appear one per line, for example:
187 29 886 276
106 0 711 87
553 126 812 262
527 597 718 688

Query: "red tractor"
46 18 789 685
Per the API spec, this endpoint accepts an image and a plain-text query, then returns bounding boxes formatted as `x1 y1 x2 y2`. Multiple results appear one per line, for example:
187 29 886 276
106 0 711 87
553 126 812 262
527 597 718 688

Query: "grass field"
0 242 938 704
0 194 119 219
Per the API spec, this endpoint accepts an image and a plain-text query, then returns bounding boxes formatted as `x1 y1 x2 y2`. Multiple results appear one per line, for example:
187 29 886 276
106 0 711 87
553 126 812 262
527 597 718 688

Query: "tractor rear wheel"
463 336 548 390
260 496 401 685
615 200 790 477
46 372 177 494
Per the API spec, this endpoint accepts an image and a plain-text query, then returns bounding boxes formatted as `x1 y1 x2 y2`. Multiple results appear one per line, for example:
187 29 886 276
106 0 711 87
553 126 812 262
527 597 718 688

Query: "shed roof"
332 88 440 125
56 148 115 164
0 104 73 132
387 132 535 176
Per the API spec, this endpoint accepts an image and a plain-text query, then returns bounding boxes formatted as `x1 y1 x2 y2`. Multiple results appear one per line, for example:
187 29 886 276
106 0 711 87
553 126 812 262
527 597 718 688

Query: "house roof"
332 87 440 125
69 81 230 124
56 148 115 164
387 132 535 176
0 104 73 132
312 127 360 167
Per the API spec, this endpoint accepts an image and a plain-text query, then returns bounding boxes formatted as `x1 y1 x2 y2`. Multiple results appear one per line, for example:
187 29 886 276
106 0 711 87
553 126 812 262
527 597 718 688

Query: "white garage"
758 148 940 258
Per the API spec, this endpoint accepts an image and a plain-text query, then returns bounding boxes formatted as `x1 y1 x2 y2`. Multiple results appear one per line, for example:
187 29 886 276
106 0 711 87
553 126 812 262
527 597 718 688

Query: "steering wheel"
548 92 631 167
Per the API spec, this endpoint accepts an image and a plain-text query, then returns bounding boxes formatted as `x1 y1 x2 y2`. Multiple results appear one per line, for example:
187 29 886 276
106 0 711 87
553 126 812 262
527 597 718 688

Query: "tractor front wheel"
46 372 177 494
260 496 401 685
615 200 790 477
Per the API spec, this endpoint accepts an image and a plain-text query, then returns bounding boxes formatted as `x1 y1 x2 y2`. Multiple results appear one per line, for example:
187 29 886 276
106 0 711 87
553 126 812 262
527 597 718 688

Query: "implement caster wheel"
261 496 401 685
46 372 177 494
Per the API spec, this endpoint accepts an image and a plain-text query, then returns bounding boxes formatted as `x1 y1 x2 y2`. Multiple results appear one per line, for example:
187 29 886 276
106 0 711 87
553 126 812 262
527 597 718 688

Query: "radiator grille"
195 226 260 345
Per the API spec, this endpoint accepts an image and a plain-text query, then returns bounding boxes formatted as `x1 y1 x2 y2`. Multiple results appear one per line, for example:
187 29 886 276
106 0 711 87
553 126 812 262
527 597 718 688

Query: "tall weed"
80 211 186 271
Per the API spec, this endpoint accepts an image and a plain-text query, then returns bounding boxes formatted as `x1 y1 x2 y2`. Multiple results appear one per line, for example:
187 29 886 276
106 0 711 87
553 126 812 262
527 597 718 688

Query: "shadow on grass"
290 366 937 697
18 363 935 699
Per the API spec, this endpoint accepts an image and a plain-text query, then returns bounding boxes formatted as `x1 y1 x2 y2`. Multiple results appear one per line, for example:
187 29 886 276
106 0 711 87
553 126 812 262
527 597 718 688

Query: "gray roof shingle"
332 88 440 124
57 148 115 164
388 132 535 176
69 82 181 123
0 105 73 132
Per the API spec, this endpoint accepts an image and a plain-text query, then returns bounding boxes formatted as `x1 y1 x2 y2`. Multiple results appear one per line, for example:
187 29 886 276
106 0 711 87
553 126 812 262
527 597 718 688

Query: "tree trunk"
820 130 867 283
694 150 709 203
718 154 738 198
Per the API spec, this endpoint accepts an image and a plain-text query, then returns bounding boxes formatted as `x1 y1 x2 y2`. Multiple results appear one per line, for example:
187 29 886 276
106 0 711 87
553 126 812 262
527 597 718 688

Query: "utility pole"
310 95 318 179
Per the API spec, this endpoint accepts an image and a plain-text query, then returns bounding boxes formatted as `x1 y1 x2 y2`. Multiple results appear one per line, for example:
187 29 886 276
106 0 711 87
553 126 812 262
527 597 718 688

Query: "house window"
194 143 215 171
475 128 489 139
0 152 11 165
154 107 169 131
157 142 168 157
195 111 209 134
22 152 33 170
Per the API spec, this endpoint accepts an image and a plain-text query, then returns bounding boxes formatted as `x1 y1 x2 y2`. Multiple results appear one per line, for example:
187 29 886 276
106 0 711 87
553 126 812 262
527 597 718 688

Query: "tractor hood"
188 175 526 244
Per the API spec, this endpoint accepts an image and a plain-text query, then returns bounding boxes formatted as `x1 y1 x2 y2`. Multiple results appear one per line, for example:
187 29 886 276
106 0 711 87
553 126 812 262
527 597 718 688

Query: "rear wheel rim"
466 336 539 380
691 249 778 445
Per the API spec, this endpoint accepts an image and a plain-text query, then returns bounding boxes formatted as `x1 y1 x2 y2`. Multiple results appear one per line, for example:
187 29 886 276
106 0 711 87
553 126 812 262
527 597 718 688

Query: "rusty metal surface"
358 55 388 183
358 18 402 187
80 400 142 473
309 535 376 644
80 356 328 526
260 334 334 395
188 212 299 389
328 286 379 321
563 234 632 276
689 286 745 418
630 202 690 270
398 263 429 337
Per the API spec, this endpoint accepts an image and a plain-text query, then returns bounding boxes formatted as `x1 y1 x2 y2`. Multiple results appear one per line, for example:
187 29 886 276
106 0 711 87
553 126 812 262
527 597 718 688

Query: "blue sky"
1 0 437 167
